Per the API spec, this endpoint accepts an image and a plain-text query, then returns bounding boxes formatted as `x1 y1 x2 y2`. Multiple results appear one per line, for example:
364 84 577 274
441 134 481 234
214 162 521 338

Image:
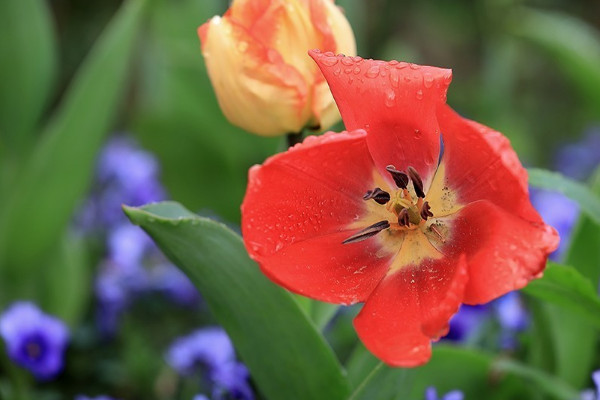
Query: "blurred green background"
1 0 600 399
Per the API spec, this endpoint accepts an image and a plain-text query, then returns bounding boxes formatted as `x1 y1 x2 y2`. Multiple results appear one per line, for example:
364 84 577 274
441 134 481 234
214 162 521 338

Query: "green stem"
286 131 304 148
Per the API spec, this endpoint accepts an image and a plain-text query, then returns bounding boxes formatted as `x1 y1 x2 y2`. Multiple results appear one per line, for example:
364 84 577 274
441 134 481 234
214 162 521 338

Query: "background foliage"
0 0 599 399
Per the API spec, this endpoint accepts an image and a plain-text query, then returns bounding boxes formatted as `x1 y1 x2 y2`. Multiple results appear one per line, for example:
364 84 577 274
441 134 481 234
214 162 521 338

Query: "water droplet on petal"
388 60 399 66
353 66 361 75
389 69 399 87
396 62 408 69
333 68 341 76
341 57 353 66
409 63 420 70
416 89 424 100
321 56 338 67
423 72 434 88
385 89 396 107
365 65 380 78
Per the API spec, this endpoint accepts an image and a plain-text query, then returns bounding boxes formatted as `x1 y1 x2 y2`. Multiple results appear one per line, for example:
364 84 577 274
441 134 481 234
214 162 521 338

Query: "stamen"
342 220 390 244
363 188 390 204
420 201 434 220
397 209 410 227
385 165 409 189
407 166 425 198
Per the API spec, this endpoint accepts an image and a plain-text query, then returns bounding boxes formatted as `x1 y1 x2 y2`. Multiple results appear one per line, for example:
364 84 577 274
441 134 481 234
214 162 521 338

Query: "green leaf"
41 233 91 327
0 0 148 279
311 301 340 331
124 201 350 400
565 167 600 282
0 0 57 146
507 7 600 114
493 359 580 400
543 167 600 387
347 344 578 400
528 168 600 225
523 262 600 329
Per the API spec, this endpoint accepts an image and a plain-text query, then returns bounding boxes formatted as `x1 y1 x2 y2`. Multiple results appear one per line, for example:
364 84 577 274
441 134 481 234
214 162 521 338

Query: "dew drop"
396 62 408 69
321 56 338 67
384 89 396 107
389 70 399 87
409 63 420 70
414 128 422 138
388 60 399 66
365 65 380 78
416 89 424 100
423 72 434 88
353 66 361 75
352 56 363 63
341 57 354 66
333 68 341 76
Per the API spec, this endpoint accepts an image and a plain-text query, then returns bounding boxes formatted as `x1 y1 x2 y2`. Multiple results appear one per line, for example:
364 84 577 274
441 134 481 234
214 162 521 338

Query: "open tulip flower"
198 0 356 137
241 50 559 367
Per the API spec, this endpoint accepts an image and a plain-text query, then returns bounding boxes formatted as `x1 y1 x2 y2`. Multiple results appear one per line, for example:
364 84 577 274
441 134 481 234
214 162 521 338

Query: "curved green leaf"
0 0 148 280
0 0 57 145
124 201 350 400
528 168 600 225
523 262 600 329
508 7 600 114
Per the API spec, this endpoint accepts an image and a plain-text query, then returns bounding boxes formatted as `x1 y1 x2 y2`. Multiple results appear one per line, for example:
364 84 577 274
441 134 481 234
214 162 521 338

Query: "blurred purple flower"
530 189 579 261
77 136 166 232
150 263 201 306
425 387 464 400
0 302 69 381
445 291 528 350
446 305 488 342
166 327 253 400
193 396 210 400
107 224 154 268
580 370 600 400
555 129 600 181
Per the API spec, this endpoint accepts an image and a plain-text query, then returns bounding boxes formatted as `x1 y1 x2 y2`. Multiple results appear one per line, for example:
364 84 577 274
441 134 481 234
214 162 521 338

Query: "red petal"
242 130 391 303
310 51 452 187
448 200 558 304
354 254 468 367
255 230 392 304
437 104 539 221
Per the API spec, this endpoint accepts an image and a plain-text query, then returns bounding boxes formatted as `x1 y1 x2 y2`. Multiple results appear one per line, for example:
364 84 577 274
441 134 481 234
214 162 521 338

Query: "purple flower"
0 302 69 381
425 387 464 400
107 224 154 269
150 263 200 306
166 327 253 399
530 189 579 261
555 129 600 181
193 396 210 400
446 305 489 342
77 136 166 232
581 370 600 400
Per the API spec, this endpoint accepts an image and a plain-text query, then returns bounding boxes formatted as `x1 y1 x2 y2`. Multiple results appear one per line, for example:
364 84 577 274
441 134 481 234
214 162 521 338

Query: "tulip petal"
198 16 309 136
255 230 393 304
354 254 468 367
447 200 558 304
436 104 540 221
310 51 452 188
242 131 392 303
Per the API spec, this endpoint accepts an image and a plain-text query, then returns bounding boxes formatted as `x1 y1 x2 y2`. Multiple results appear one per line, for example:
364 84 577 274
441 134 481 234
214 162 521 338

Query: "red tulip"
241 50 559 367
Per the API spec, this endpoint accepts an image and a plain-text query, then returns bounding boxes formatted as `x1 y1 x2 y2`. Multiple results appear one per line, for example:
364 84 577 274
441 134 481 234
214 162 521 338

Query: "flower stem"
286 131 304 148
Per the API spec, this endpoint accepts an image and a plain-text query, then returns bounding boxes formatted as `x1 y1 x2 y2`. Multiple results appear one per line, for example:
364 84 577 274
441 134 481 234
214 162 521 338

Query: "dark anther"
385 165 409 189
363 188 390 204
420 201 434 221
407 166 425 198
342 220 390 244
397 209 410 226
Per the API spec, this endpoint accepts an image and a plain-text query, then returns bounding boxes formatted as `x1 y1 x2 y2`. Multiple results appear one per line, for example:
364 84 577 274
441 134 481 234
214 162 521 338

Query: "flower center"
343 165 443 245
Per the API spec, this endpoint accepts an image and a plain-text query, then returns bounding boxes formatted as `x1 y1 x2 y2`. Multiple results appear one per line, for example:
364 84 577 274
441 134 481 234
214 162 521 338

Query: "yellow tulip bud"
198 0 356 136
